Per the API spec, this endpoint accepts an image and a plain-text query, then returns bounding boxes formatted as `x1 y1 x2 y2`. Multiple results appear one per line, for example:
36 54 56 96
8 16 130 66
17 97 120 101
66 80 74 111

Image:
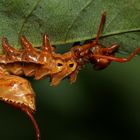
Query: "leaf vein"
64 0 94 42
18 0 42 36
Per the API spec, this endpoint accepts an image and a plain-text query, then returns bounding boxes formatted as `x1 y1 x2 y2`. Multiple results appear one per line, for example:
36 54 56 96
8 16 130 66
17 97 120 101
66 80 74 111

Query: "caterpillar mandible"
0 12 140 140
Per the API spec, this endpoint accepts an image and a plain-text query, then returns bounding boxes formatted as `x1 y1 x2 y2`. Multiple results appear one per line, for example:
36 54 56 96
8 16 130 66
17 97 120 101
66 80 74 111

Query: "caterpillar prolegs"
0 13 140 140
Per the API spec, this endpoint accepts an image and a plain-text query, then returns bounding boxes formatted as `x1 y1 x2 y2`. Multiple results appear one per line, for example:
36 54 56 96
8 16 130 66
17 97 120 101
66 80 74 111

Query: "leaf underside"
0 0 139 54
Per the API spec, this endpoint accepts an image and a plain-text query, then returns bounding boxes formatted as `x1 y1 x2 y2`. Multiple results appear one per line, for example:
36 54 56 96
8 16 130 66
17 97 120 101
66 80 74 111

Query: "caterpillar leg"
94 47 140 63
0 74 40 140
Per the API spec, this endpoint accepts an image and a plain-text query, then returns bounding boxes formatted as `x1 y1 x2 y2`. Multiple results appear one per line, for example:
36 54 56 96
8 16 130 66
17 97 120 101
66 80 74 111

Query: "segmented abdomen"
0 35 56 78
0 35 78 86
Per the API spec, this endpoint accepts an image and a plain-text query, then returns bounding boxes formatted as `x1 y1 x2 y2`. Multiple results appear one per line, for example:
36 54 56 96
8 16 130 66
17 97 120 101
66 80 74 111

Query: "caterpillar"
0 12 140 140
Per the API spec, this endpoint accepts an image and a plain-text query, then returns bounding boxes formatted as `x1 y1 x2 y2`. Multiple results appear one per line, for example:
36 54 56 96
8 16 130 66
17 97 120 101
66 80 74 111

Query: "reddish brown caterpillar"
0 12 140 140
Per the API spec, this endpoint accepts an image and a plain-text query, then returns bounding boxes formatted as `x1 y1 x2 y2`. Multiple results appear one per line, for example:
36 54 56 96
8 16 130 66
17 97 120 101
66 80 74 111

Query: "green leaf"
0 0 139 53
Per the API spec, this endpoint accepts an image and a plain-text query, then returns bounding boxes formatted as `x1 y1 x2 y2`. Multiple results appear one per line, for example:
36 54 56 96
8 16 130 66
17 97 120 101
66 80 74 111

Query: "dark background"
0 55 140 140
